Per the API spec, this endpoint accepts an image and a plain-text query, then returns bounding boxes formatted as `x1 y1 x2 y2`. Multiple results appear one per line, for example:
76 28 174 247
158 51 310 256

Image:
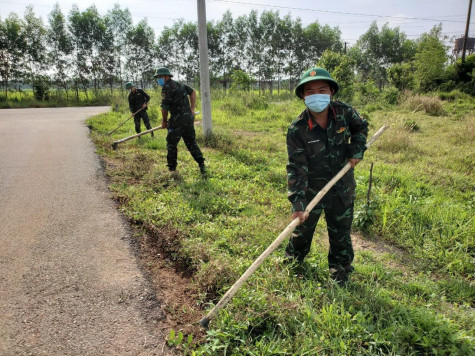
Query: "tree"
23 6 48 94
303 22 342 70
214 11 239 92
68 5 105 99
285 18 306 92
126 19 155 87
105 4 133 88
275 14 292 92
350 22 415 89
414 25 448 92
230 69 252 91
317 50 355 101
259 11 280 93
48 4 73 97
387 63 416 91
0 14 26 98
99 16 116 94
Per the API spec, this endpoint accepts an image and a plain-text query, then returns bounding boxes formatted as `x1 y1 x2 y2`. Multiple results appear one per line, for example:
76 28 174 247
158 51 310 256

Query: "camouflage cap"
125 82 134 89
154 67 173 78
295 67 339 98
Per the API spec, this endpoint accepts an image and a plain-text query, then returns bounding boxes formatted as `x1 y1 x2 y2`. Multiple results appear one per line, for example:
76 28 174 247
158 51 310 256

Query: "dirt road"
0 108 169 355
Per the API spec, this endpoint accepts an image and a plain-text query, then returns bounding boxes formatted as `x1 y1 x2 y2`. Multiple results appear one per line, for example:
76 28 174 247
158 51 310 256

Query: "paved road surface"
0 108 168 355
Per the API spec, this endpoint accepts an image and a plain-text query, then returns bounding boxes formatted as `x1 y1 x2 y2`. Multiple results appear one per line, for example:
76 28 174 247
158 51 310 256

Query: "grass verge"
87 91 474 355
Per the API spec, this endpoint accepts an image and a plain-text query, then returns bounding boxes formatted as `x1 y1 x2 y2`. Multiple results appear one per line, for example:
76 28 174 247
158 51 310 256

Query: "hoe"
111 112 201 149
199 125 389 328
107 107 145 136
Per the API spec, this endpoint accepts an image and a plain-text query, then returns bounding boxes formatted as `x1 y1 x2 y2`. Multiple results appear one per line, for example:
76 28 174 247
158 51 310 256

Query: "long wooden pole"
107 107 144 136
111 112 201 149
112 126 164 149
199 125 389 328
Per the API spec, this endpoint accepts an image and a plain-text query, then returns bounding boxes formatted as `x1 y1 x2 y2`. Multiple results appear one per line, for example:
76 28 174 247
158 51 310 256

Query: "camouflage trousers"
166 122 205 171
285 190 354 270
134 111 152 134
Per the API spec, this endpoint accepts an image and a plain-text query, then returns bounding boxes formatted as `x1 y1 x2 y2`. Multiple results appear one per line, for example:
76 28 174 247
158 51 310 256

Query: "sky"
0 0 473 47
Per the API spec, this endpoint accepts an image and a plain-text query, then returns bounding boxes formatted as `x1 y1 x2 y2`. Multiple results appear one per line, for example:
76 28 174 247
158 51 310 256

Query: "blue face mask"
304 94 330 113
157 78 165 86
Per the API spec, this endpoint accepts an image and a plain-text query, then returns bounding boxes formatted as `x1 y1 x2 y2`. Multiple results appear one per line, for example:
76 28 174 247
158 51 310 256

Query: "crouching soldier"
125 82 153 137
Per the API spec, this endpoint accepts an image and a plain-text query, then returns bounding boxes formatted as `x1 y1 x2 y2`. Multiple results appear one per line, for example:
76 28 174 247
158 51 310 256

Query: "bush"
388 63 416 91
33 76 51 101
437 89 470 102
402 92 446 116
383 87 400 105
355 81 380 106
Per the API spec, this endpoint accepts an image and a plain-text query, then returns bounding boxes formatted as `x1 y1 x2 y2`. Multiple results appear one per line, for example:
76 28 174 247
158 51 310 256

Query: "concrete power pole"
197 0 213 138
462 0 473 63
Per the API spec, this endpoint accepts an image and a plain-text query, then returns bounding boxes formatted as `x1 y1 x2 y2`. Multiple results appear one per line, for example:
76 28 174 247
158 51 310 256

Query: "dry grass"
402 91 447 116
376 128 413 154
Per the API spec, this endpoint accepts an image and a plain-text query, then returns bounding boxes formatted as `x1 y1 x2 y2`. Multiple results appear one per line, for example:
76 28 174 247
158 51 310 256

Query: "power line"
212 0 466 23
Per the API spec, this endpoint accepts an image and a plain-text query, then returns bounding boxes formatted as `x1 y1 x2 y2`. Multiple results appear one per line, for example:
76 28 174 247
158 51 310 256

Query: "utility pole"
197 0 213 138
462 0 473 63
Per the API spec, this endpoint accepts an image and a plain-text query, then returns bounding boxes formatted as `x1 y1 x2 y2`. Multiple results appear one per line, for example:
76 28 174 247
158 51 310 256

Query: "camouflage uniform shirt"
128 89 150 113
287 101 368 212
161 79 194 128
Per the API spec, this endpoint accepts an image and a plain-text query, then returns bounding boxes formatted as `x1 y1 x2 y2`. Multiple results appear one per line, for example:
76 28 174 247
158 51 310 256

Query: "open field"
86 90 474 355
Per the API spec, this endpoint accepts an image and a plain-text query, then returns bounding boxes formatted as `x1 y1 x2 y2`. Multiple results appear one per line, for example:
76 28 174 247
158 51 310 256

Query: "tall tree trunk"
81 80 89 101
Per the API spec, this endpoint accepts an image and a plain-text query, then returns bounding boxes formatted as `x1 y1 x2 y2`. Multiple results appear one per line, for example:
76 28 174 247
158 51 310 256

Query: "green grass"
87 91 474 355
0 88 121 108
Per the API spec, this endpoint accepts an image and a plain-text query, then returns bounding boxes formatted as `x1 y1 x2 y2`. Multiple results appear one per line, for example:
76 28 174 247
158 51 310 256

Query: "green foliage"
354 80 380 106
230 70 253 92
33 75 51 101
387 62 416 91
317 50 355 101
403 119 419 132
168 329 194 352
382 87 400 105
350 21 416 88
354 200 379 231
414 25 449 92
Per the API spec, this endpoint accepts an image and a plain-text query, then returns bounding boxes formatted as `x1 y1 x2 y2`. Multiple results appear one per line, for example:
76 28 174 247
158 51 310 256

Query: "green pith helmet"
295 67 339 98
125 82 134 89
154 67 173 78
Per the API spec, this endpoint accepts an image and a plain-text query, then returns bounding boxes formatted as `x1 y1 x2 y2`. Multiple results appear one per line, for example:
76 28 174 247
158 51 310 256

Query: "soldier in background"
284 67 368 286
154 67 206 176
125 82 153 137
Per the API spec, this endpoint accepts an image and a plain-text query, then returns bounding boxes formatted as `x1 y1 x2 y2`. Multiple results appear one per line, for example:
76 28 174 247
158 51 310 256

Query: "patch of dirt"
351 233 413 273
130 224 206 343
99 154 207 347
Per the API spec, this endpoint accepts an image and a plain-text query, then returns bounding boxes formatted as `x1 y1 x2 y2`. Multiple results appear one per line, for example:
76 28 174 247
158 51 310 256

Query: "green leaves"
167 329 193 350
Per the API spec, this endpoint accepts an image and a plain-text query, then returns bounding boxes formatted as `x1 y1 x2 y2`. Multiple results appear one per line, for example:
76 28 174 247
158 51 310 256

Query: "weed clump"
403 120 420 132
402 92 447 116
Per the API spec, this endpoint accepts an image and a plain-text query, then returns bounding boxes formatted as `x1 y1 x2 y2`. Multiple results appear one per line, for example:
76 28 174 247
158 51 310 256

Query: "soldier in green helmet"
125 82 153 137
154 67 206 175
284 67 368 286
